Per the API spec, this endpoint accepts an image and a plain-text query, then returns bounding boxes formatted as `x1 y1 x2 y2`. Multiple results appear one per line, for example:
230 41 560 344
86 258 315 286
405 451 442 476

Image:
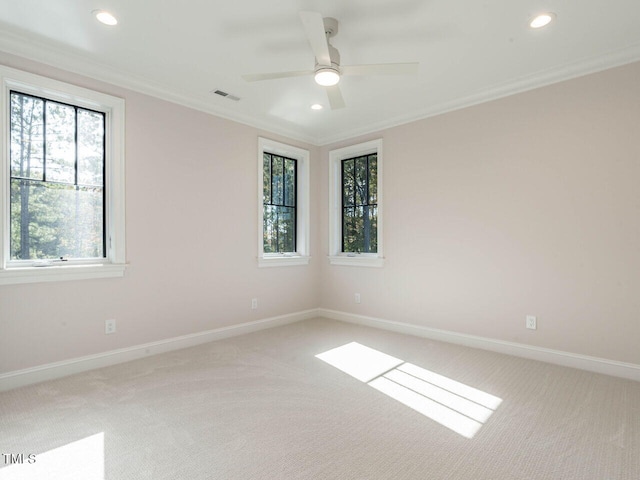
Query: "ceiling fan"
242 11 419 110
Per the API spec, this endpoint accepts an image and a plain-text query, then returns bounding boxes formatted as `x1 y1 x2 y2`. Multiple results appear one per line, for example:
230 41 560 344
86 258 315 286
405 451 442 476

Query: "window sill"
258 256 310 268
328 255 385 268
0 263 127 286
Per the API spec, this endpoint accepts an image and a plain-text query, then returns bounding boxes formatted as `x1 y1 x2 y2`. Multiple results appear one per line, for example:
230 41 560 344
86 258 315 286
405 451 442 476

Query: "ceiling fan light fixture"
315 68 340 86
529 12 555 29
93 10 118 26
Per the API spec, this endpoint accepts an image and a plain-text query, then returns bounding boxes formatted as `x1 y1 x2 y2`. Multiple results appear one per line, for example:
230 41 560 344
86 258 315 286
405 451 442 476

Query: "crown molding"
1 28 639 147
316 42 640 145
0 30 317 145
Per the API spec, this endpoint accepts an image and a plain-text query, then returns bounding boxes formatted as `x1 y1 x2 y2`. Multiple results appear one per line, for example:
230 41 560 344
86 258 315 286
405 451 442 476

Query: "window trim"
329 139 384 267
257 137 310 267
0 65 126 285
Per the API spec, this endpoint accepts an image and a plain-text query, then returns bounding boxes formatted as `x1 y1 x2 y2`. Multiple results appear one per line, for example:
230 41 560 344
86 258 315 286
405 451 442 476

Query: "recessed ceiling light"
94 10 118 26
311 104 323 110
530 12 555 29
314 68 340 87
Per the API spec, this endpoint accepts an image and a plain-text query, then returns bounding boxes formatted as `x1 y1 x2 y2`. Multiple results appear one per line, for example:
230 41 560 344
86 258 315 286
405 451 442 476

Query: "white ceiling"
1 1 639 145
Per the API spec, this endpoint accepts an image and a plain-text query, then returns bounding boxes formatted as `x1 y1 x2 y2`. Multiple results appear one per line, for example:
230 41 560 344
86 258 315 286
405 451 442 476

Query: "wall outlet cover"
105 319 116 334
526 315 537 330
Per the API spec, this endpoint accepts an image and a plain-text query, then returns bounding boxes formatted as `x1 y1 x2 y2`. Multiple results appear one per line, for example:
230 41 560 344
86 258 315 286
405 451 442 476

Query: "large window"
10 91 106 261
341 153 378 254
329 139 384 267
263 153 297 253
258 137 309 267
1 65 125 285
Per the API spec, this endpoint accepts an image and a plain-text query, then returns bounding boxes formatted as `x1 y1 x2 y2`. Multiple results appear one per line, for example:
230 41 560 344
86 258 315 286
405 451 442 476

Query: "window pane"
46 102 76 184
342 159 355 207
355 156 368 205
77 109 104 186
263 205 295 253
277 206 295 252
263 154 271 204
10 179 104 260
345 205 378 253
263 204 277 253
10 93 44 180
365 205 378 253
343 206 361 252
272 156 283 205
369 155 377 204
284 158 296 207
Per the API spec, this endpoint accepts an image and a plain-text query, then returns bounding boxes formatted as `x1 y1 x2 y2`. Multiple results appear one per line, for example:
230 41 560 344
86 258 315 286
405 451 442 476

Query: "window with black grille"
263 152 297 253
341 153 377 253
9 91 106 261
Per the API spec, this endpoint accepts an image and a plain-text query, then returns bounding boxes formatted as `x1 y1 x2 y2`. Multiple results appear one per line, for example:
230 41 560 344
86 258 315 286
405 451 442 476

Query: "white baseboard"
318 308 640 382
4 308 638 392
0 309 318 392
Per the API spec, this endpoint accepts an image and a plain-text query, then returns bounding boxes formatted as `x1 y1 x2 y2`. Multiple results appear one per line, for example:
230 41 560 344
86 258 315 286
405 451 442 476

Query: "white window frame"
258 137 310 267
329 139 384 267
0 65 126 285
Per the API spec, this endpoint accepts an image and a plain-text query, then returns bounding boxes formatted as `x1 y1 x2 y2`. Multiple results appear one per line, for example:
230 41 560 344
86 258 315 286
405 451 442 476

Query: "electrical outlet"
526 315 537 330
105 319 116 334
251 298 258 310
354 293 361 304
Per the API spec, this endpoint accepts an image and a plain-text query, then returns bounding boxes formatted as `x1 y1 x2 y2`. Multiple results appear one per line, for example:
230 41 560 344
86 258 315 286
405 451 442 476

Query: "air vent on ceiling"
211 89 240 102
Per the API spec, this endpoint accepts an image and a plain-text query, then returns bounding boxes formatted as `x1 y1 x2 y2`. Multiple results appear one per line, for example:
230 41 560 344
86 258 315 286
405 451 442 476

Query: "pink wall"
0 52 321 373
319 61 640 365
2 51 639 375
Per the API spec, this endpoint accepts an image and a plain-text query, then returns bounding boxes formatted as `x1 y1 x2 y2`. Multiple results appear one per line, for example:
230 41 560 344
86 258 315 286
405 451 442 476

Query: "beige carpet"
1 318 639 479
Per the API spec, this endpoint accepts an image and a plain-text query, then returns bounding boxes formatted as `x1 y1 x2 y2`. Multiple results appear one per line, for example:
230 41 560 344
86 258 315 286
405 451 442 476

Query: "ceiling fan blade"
242 70 313 82
299 11 331 66
341 63 419 76
326 85 346 110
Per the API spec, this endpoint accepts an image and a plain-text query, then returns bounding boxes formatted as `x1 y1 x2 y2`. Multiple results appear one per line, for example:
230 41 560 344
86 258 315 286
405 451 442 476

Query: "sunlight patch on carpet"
316 342 502 439
0 432 104 480
315 341 404 382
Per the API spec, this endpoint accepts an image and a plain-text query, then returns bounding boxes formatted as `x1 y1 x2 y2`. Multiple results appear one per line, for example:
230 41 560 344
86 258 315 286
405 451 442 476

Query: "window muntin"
9 91 106 261
263 152 297 253
341 153 377 253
